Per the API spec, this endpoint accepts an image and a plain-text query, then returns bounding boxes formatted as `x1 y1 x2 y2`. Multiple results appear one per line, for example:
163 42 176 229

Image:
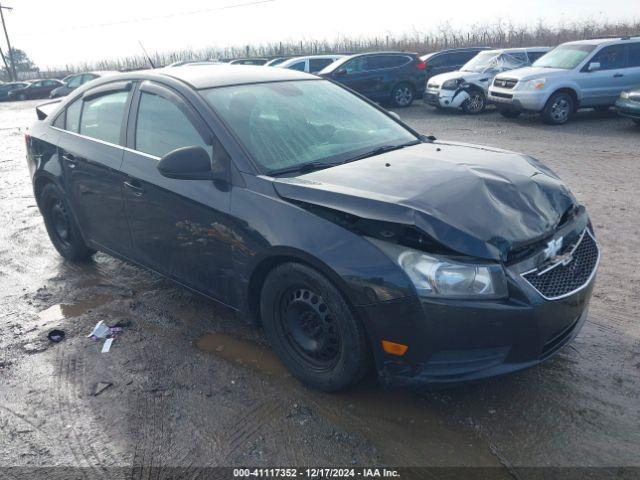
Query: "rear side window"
65 98 82 132
80 91 128 144
591 45 627 70
135 91 209 158
628 43 640 67
427 54 449 67
309 58 334 72
368 55 410 69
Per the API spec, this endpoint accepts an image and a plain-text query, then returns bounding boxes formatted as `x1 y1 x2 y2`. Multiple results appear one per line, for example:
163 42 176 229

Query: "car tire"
541 92 574 125
461 89 486 114
498 109 522 119
40 183 95 261
260 262 371 392
390 83 415 108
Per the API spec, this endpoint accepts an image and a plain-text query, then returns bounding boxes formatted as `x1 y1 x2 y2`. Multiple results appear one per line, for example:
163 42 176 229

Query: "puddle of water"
196 332 509 470
38 294 114 324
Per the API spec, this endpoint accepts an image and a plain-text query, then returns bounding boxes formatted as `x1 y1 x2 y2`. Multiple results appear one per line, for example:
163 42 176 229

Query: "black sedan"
9 79 63 100
0 81 29 101
26 65 599 391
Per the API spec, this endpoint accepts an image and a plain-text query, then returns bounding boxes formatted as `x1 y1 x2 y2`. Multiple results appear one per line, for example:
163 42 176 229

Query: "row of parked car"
4 35 640 126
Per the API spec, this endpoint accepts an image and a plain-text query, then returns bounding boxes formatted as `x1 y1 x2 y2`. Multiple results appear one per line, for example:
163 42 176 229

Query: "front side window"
135 91 209 158
80 90 128 144
288 61 306 72
203 80 417 172
343 57 368 74
591 45 627 70
533 44 596 69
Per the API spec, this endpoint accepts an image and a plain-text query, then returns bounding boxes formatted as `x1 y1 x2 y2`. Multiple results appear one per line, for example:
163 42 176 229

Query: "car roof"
483 47 551 54
349 51 417 58
157 64 317 89
562 36 640 47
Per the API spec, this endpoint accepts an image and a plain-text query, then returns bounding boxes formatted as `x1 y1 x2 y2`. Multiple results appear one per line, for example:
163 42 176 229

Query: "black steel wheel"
40 183 95 261
260 263 370 391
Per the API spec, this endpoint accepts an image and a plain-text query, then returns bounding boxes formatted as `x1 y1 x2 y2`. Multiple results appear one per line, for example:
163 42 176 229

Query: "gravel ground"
0 99 638 478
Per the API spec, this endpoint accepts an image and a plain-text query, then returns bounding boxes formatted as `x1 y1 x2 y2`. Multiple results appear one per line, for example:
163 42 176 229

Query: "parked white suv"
424 47 550 113
488 36 640 124
277 55 345 74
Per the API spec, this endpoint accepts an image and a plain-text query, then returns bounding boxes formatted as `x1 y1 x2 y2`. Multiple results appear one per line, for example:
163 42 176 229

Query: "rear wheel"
541 92 574 125
260 263 370 391
390 83 414 108
40 183 95 261
461 89 486 114
498 109 522 119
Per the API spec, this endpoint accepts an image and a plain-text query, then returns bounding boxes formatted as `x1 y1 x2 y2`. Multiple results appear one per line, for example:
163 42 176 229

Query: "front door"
121 81 235 304
55 83 132 255
578 44 628 106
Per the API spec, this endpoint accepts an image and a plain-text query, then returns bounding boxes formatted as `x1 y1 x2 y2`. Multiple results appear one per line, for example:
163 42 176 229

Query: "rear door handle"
613 73 624 78
123 180 145 196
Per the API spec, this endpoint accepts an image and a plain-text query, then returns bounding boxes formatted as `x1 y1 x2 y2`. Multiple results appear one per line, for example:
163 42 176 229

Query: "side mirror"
157 146 215 180
387 111 401 121
588 62 601 72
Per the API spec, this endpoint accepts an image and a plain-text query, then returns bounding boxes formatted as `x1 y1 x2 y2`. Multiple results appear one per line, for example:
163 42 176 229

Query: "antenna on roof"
138 40 156 69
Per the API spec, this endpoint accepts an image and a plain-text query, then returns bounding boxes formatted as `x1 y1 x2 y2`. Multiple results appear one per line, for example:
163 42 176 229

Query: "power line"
0 3 15 81
17 0 276 36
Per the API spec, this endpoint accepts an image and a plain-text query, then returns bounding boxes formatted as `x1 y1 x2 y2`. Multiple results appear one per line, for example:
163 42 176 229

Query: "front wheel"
541 92 574 125
40 183 95 261
390 83 414 108
461 90 486 114
260 263 370 391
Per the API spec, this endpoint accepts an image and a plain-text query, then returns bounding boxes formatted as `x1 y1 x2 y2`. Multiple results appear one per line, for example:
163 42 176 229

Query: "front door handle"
123 180 145 196
62 153 78 168
613 73 624 78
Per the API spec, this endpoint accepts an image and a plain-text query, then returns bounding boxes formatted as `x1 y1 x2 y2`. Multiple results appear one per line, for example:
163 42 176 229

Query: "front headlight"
442 78 462 90
522 78 546 90
620 91 630 99
369 238 507 299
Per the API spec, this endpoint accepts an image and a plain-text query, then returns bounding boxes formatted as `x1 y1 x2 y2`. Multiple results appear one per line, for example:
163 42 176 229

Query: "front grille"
522 230 599 300
493 78 518 89
490 91 513 99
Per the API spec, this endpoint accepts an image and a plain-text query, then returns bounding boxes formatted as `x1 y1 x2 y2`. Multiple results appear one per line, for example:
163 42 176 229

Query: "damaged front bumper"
424 88 469 109
358 227 598 388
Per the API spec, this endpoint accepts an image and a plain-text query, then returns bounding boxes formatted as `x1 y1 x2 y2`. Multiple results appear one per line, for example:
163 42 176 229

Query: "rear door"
625 43 640 91
121 81 235 302
53 81 133 254
579 44 628 105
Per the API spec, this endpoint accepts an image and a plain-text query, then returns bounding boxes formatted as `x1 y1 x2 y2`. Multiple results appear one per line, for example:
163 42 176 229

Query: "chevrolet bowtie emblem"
544 237 563 260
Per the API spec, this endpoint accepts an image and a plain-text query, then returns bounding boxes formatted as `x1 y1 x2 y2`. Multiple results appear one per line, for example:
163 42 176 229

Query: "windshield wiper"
267 161 343 176
346 140 421 163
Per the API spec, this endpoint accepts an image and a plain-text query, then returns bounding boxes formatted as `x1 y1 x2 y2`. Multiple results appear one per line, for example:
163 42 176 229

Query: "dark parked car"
0 81 29 101
420 47 490 81
8 79 63 100
319 52 427 107
615 88 640 125
27 65 598 391
50 71 118 98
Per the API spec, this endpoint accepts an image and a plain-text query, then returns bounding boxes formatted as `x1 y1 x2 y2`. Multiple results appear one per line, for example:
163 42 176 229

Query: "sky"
3 0 631 68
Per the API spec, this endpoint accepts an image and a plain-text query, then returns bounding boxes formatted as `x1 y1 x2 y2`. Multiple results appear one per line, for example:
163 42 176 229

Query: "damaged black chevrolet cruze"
26 65 599 391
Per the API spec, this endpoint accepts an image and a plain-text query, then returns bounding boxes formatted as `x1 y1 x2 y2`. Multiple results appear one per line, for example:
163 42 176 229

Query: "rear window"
80 91 128 144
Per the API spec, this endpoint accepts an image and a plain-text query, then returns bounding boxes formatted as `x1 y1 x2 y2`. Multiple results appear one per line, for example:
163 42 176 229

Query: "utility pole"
0 45 10 80
0 4 15 81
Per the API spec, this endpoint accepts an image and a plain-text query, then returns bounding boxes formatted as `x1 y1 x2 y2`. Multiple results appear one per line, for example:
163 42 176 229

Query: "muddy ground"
0 100 638 479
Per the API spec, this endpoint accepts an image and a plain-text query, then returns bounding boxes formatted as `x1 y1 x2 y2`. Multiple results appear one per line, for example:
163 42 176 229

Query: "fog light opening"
382 340 408 356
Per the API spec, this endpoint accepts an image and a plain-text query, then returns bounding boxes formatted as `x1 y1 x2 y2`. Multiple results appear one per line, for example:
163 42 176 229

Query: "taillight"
416 60 426 70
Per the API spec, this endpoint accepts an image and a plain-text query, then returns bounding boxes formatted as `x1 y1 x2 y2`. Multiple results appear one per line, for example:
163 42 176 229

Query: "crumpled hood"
271 142 578 261
429 71 487 86
495 66 568 81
